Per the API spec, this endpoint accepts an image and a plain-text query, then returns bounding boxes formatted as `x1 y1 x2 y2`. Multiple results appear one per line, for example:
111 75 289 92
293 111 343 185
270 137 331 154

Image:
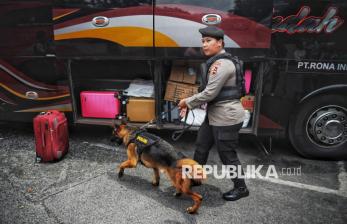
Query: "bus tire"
289 94 347 159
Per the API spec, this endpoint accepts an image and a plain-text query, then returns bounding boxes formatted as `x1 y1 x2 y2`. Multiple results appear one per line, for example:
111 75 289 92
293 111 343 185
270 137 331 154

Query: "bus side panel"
154 0 273 59
0 57 71 122
0 1 71 121
259 0 347 137
53 1 154 58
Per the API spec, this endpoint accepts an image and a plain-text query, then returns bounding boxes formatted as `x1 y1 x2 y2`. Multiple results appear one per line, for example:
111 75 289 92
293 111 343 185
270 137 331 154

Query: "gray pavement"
0 123 346 224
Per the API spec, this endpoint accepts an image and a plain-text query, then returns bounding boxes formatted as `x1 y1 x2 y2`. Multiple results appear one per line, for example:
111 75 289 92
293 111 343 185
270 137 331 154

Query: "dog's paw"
173 192 182 197
152 181 159 187
118 169 124 179
186 207 197 214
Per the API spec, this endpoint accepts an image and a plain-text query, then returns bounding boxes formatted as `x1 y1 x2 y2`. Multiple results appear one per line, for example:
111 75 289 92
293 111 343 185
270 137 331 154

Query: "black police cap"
199 26 224 39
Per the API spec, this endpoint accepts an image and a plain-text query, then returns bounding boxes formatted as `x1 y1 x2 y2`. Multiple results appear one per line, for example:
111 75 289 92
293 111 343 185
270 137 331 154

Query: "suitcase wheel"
35 156 42 163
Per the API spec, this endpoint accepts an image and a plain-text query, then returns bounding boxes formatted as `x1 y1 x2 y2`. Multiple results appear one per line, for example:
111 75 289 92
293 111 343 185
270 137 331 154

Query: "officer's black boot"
223 165 249 201
223 178 249 201
223 187 249 201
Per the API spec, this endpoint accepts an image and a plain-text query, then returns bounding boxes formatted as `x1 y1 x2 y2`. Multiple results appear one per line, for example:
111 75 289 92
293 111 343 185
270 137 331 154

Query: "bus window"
0 1 53 57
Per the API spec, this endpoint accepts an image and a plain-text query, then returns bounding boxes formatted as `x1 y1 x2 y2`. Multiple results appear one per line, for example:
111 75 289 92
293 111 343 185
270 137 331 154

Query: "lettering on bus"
295 61 347 73
272 6 344 34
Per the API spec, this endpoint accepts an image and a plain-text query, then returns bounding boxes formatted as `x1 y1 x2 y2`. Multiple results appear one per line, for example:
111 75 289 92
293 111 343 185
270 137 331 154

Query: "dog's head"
112 118 130 145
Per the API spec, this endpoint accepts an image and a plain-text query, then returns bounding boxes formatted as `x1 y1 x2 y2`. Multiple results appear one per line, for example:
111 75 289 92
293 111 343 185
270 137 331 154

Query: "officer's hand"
178 99 187 109
179 107 187 118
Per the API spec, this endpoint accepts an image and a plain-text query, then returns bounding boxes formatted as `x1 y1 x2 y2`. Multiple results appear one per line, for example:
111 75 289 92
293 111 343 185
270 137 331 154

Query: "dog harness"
127 129 160 160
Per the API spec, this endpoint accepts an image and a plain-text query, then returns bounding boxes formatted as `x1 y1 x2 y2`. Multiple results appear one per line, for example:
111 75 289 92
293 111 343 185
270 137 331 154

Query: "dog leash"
112 104 178 131
171 108 195 141
139 104 179 129
113 101 195 141
140 103 196 141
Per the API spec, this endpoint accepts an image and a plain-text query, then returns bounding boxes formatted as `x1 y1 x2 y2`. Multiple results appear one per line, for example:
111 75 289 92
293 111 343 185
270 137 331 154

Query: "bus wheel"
289 94 347 159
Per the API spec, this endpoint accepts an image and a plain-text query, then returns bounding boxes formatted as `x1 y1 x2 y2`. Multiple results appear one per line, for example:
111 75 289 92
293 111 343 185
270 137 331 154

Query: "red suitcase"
33 110 69 162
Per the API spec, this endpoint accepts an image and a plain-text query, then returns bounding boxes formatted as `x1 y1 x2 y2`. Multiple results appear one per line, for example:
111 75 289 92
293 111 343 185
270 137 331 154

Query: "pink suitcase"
244 69 252 95
80 91 120 118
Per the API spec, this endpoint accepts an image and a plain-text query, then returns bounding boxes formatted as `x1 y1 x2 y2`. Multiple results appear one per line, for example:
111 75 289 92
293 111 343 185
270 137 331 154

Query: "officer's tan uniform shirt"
185 50 245 126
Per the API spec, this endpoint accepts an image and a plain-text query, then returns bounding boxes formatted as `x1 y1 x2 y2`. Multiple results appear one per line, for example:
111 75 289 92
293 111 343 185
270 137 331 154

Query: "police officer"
178 26 249 201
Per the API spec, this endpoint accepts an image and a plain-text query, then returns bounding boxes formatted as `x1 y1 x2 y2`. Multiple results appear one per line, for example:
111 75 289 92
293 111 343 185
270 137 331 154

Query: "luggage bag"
80 91 121 118
33 110 69 162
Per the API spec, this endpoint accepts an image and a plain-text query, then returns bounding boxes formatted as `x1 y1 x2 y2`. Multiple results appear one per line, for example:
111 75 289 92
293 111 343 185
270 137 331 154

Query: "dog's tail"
176 158 206 182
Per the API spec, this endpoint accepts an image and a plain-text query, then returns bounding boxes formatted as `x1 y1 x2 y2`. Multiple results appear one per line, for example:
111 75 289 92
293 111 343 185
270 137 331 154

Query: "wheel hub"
308 106 347 146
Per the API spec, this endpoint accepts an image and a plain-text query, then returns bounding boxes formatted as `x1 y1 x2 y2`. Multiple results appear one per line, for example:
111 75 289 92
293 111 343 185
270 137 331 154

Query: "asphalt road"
0 122 346 224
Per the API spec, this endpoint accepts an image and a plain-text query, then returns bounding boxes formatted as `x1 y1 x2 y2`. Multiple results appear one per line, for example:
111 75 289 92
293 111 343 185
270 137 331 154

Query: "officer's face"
201 37 223 56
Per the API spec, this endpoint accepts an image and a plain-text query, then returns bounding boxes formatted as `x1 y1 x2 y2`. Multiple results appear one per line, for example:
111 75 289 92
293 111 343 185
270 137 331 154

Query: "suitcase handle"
41 122 47 148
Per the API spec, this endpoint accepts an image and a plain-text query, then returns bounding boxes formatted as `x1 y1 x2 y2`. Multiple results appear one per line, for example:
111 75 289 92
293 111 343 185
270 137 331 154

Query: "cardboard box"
126 97 155 122
169 66 197 84
241 95 255 112
164 81 199 102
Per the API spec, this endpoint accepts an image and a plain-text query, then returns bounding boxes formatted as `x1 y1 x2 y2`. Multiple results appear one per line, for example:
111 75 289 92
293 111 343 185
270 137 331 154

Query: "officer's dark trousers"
193 119 246 188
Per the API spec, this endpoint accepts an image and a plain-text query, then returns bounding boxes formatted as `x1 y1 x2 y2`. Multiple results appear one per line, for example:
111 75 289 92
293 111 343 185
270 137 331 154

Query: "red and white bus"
0 0 346 159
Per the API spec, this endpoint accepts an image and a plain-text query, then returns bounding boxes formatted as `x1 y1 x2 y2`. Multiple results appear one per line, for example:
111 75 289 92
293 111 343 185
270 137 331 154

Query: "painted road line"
257 162 347 198
338 161 347 197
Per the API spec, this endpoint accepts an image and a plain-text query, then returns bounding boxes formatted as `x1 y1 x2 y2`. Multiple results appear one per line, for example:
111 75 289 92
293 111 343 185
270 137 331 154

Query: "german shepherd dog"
113 120 205 214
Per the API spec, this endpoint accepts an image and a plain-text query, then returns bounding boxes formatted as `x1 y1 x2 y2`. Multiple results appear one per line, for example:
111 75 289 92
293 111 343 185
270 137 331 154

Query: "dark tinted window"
0 1 53 56
0 3 51 26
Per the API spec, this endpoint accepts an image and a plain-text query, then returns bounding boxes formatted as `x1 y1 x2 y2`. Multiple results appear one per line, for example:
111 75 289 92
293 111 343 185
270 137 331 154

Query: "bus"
0 0 346 159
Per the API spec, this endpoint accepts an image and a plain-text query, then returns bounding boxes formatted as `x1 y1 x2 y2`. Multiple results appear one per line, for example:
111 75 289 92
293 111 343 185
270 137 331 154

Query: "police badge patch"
210 61 221 76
